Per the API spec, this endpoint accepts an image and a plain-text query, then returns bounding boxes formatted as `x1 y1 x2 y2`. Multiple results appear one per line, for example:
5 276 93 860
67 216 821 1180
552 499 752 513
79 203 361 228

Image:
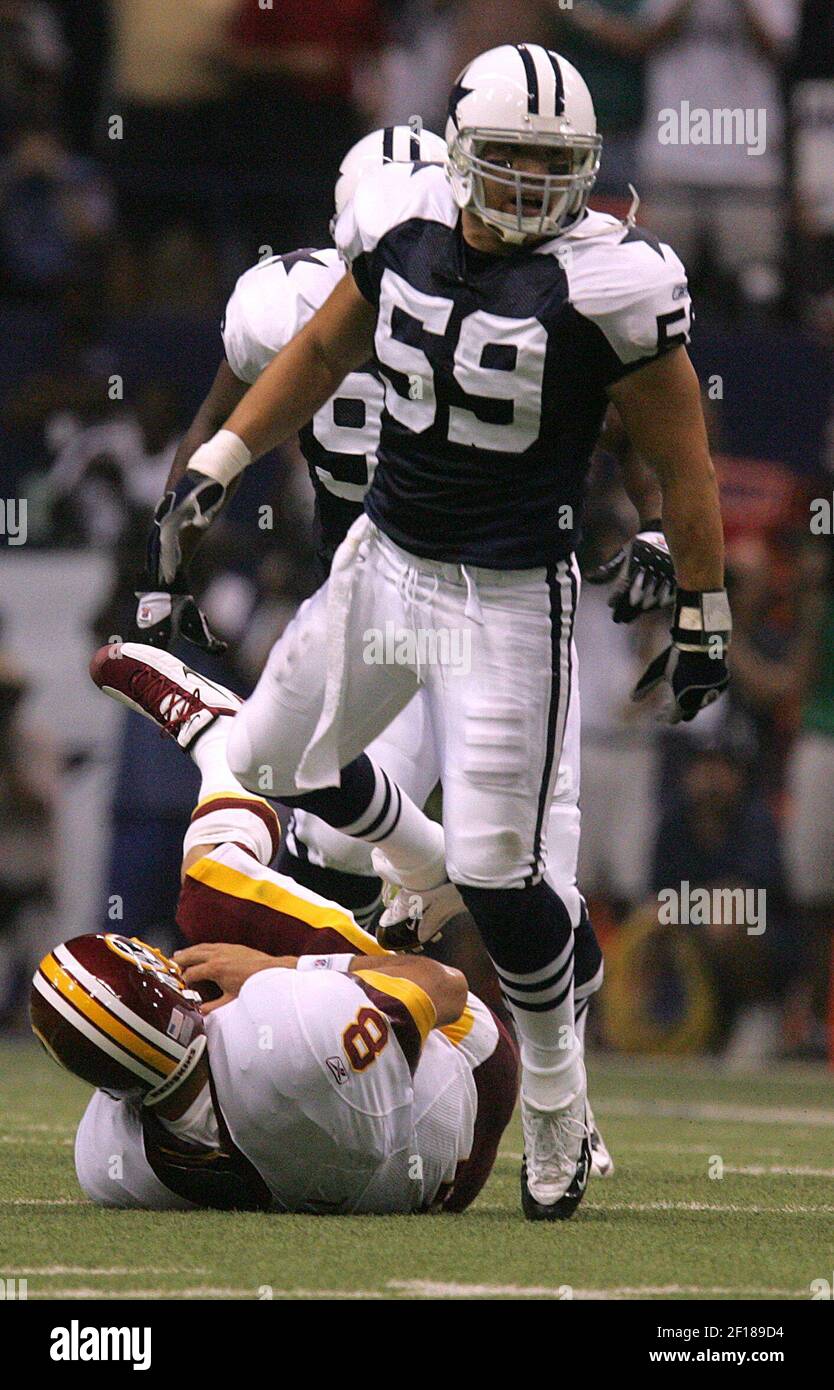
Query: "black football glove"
147 472 228 589
632 588 731 723
584 520 676 623
134 584 227 654
139 471 229 653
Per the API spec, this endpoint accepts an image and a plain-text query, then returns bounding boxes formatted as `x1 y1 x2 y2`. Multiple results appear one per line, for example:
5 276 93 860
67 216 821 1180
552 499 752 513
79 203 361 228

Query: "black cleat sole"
520 1135 592 1221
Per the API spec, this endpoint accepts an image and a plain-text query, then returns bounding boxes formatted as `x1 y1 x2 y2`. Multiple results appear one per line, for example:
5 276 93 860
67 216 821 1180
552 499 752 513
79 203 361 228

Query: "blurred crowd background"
1 0 834 1067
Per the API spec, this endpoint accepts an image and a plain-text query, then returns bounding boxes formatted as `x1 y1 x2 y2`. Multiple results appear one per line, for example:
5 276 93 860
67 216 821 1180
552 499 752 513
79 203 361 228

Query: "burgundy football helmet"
30 934 207 1108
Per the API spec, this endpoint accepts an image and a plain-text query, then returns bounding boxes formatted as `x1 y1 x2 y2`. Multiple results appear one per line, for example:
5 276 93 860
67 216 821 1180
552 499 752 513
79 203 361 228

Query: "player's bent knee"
543 874 582 930
226 713 263 794
226 708 301 799
445 825 534 890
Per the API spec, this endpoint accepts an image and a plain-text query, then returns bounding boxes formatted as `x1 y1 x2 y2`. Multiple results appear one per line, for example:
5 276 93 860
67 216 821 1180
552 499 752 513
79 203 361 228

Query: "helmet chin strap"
624 183 641 228
143 1033 208 1109
472 190 577 245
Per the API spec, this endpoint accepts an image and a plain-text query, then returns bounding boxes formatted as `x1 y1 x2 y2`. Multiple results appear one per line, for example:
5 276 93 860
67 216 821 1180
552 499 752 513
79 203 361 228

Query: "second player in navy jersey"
135 127 448 932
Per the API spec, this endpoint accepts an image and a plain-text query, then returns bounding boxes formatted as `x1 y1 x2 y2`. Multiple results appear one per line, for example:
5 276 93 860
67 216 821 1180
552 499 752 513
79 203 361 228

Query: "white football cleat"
520 1082 592 1221
587 1101 615 1178
371 848 465 952
90 642 241 751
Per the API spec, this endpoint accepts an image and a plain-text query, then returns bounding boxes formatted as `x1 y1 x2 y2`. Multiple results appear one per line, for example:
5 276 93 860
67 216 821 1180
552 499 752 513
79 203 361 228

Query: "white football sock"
573 957 603 1057
338 762 447 891
185 716 280 865
495 936 585 1111
190 715 247 799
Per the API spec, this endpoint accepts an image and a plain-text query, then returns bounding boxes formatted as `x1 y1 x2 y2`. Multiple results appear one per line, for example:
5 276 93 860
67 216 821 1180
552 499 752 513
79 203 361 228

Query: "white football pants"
228 517 581 895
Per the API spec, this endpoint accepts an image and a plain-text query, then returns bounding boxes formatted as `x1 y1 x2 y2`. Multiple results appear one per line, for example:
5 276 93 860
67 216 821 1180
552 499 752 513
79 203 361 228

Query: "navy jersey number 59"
375 268 547 454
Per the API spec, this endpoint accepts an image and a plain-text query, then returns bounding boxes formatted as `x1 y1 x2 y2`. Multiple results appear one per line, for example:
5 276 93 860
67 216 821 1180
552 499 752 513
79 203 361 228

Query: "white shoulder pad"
222 248 344 384
557 212 692 369
335 162 456 269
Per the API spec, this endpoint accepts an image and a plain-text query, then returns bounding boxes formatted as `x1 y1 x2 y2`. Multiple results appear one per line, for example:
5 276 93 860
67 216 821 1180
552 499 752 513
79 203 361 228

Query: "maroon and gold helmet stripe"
36 951 178 1082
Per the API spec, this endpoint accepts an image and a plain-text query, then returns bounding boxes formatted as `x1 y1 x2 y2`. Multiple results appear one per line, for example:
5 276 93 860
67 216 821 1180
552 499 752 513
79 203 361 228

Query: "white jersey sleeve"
335 162 457 304
74 1090 195 1210
562 213 692 379
222 248 345 384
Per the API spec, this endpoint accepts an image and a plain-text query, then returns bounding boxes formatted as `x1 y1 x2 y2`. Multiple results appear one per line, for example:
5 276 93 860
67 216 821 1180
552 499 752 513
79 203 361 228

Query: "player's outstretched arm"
607 347 731 722
150 274 376 590
346 954 468 1030
175 943 468 1028
168 360 250 491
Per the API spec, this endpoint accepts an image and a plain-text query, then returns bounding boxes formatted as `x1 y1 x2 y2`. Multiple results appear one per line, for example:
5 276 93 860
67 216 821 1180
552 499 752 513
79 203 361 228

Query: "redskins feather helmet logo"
30 934 207 1107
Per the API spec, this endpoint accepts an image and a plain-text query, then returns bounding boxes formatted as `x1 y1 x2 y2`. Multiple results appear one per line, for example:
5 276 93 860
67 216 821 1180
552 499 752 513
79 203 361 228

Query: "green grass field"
2 1040 834 1301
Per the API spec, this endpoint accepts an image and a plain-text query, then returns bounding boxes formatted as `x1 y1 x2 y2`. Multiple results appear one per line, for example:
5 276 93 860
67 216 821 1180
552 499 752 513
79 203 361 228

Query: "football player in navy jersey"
135 121 660 1182
136 122 637 1190
149 44 730 1221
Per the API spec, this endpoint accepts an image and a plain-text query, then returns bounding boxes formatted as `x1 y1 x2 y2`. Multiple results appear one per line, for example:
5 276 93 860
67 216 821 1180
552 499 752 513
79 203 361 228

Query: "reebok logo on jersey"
326 1056 349 1085
50 1322 151 1370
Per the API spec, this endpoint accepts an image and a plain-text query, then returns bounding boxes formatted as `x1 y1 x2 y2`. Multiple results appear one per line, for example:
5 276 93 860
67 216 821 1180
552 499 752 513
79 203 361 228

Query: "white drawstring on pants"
461 565 484 624
396 566 438 683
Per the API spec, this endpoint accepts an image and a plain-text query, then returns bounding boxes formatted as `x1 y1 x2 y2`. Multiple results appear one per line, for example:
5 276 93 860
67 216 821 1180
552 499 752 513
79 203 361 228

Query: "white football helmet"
331 123 448 236
446 44 602 244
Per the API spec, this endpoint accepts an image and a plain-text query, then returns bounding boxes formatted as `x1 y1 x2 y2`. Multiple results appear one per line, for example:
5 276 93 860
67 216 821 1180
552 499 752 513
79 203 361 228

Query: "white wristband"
189 429 252 487
636 530 668 552
296 953 355 974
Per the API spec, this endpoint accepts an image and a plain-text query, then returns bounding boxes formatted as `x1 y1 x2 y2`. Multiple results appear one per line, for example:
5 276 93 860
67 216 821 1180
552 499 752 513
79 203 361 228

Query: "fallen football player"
29 643 518 1215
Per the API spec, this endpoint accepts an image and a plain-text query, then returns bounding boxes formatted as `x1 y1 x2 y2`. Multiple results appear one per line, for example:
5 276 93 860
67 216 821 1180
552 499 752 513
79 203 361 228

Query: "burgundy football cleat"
90 642 241 750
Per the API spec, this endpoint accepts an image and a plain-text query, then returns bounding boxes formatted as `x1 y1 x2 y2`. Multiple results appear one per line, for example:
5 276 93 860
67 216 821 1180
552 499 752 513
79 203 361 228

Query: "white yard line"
388 1280 576 1298
1 1120 76 1133
592 1097 834 1127
388 1280 804 1300
0 1135 73 1146
0 1198 87 1206
27 1287 385 1300
723 1164 834 1178
6 1266 207 1277
571 1287 804 1301
474 1197 834 1215
588 1200 834 1214
16 1277 812 1301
